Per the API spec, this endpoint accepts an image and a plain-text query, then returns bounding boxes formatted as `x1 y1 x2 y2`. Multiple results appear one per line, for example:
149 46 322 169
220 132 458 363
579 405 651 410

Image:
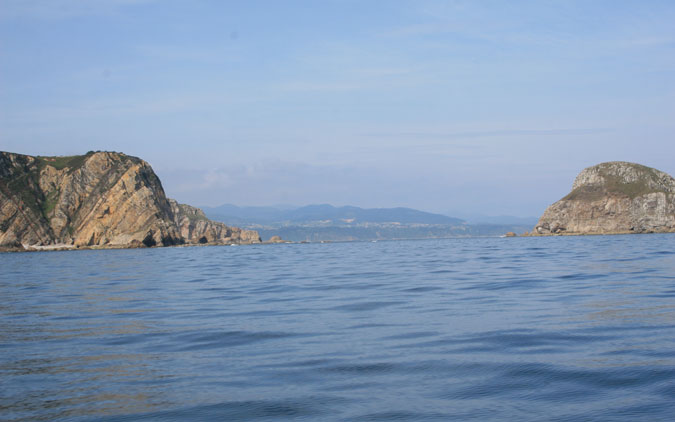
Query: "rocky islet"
533 161 675 235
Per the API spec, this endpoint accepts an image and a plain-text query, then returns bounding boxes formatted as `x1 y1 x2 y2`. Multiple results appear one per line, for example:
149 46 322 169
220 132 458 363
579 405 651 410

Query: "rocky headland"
0 151 261 251
533 161 675 235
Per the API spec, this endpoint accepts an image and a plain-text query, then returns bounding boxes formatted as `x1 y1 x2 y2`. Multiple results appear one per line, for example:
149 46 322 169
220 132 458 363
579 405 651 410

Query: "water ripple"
1 234 674 421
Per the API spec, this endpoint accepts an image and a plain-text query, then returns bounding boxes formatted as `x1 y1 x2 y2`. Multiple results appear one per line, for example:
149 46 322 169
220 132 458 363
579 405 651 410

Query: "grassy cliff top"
1 150 144 217
564 161 674 201
35 151 141 172
36 153 93 171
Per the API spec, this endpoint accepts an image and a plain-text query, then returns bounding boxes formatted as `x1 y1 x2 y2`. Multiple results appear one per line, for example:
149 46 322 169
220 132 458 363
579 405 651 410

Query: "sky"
1 0 674 217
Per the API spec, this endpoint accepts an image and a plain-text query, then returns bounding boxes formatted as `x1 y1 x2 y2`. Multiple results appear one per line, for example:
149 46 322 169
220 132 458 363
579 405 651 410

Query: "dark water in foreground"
1 235 675 421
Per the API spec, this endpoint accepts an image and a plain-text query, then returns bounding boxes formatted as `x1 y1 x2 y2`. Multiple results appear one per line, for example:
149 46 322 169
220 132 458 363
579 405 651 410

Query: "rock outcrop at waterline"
534 161 675 235
0 151 261 250
169 199 261 245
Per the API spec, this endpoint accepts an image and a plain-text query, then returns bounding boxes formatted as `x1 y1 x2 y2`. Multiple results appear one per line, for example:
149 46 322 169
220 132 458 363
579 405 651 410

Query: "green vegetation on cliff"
536 161 675 235
1 164 43 218
563 162 670 201
36 153 91 172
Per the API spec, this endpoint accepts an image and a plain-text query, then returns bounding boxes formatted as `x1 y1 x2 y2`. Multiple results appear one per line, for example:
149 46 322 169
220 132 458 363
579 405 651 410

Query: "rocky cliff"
169 199 261 245
0 151 261 250
534 161 675 235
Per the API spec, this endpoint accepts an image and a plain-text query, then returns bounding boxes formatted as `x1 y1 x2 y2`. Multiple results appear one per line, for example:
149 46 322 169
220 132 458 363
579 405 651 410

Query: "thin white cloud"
382 0 675 54
2 95 199 122
134 44 241 64
362 128 612 139
0 0 156 20
276 82 361 93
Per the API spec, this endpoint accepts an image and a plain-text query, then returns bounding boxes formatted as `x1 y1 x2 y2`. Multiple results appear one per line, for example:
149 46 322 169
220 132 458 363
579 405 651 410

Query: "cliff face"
534 161 675 235
0 151 260 249
169 199 261 245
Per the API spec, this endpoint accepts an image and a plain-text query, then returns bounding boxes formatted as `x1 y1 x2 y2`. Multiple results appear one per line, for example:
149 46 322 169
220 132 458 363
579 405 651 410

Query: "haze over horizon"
2 0 674 217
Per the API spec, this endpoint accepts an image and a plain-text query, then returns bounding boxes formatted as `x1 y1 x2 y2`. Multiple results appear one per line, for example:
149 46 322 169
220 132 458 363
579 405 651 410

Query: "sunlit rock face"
534 162 675 235
0 151 260 249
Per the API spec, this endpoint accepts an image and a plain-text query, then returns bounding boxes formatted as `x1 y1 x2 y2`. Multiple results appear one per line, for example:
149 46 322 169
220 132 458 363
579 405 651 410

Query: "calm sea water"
1 235 675 421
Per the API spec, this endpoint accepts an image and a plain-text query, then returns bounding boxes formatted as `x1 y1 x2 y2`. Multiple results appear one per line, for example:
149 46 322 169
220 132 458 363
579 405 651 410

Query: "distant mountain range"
201 204 465 226
201 204 533 242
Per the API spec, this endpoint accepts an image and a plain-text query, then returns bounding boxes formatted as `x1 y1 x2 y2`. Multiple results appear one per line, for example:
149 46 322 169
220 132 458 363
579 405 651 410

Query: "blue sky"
1 0 674 216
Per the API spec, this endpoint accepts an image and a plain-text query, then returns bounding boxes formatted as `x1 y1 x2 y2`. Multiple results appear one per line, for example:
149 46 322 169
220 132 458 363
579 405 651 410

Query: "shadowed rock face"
0 151 260 249
169 199 261 246
534 161 675 235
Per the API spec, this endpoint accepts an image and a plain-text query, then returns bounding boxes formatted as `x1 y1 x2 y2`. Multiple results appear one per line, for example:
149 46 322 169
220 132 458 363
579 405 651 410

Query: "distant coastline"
2 153 673 252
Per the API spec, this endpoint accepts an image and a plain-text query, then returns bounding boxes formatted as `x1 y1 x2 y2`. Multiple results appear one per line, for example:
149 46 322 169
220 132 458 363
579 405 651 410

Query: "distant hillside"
202 204 464 226
202 203 532 241
200 204 289 225
459 214 539 226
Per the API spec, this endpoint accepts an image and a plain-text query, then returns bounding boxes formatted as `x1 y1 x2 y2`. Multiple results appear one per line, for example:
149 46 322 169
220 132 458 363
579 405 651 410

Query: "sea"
1 234 675 421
